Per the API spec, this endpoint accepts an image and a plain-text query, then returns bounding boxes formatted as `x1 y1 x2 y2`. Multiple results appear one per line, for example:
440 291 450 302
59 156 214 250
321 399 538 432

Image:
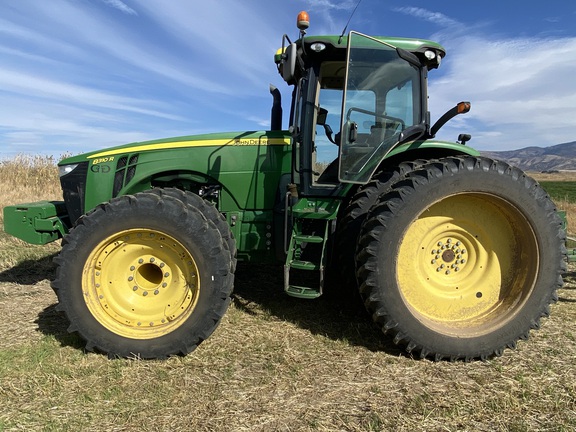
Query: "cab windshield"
339 32 423 183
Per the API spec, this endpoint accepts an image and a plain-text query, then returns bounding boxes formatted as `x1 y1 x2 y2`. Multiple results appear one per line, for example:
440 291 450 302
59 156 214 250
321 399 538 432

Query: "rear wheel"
356 157 565 360
52 192 233 359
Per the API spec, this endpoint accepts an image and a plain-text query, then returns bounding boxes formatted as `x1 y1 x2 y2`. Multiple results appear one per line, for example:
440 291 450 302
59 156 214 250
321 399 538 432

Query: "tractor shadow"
0 252 58 285
232 262 405 356
1 254 403 356
36 304 86 350
0 253 86 350
8 257 576 356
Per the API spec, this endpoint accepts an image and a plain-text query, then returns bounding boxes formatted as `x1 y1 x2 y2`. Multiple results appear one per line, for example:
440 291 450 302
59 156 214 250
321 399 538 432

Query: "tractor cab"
275 12 456 298
275 12 446 197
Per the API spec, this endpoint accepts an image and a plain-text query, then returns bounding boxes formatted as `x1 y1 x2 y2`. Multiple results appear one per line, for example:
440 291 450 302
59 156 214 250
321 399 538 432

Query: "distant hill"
481 141 576 172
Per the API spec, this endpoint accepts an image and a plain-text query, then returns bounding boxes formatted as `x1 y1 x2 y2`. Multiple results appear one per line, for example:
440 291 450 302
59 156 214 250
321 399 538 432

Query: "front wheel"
356 157 565 360
52 192 234 359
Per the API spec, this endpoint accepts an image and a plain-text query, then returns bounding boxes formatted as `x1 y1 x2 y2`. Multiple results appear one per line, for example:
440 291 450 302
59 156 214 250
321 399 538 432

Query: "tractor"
3 12 565 360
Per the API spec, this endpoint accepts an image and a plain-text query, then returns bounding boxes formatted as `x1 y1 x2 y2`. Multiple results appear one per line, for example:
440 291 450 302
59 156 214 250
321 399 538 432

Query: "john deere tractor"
3 12 565 360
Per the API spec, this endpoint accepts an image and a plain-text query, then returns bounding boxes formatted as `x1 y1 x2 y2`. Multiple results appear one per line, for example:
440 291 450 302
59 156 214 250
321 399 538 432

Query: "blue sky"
1 0 575 158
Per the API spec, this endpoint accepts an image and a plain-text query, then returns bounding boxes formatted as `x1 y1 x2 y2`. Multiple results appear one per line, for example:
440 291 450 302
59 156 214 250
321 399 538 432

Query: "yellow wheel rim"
82 229 200 339
397 193 539 337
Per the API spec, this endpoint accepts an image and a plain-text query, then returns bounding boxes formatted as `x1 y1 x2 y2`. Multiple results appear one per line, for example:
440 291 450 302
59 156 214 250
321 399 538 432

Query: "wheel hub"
429 238 467 275
129 255 172 296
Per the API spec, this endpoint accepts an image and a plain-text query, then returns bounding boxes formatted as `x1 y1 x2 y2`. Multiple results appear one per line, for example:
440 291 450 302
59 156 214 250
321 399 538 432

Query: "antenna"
338 0 364 44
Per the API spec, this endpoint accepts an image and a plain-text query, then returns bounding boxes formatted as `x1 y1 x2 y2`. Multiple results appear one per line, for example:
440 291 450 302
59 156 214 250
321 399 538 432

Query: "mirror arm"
430 102 471 137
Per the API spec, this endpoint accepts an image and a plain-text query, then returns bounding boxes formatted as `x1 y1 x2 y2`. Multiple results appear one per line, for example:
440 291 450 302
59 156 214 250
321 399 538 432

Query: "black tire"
143 187 237 272
335 160 428 293
356 156 566 360
52 192 234 359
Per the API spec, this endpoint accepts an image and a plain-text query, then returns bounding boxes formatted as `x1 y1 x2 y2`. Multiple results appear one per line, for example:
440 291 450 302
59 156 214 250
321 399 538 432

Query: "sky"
1 0 575 159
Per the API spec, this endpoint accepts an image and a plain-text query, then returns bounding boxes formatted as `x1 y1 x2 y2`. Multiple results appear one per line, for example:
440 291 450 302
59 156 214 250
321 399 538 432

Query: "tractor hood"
58 130 291 166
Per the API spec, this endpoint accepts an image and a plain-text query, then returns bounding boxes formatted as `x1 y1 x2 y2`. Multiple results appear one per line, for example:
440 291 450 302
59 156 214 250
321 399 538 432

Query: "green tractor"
3 12 565 360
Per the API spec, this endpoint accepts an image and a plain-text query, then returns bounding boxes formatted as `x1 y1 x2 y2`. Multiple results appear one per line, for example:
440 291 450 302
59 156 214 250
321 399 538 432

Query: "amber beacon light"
297 11 310 31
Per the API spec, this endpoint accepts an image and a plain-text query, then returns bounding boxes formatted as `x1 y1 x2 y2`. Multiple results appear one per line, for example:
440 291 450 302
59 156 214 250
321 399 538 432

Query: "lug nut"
143 291 148 296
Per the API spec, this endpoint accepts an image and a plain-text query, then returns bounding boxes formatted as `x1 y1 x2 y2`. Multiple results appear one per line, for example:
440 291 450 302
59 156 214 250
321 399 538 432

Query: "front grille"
113 156 128 197
113 154 139 197
60 161 88 224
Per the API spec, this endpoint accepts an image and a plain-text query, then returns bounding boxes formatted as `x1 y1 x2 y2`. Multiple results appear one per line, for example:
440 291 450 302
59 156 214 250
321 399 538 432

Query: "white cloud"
0 68 185 120
303 0 357 11
0 0 292 156
132 1 284 92
429 36 576 150
394 7 461 28
392 7 576 150
100 0 138 16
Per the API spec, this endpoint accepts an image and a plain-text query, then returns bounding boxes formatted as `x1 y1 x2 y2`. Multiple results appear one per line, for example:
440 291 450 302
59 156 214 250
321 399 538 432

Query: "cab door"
339 32 425 184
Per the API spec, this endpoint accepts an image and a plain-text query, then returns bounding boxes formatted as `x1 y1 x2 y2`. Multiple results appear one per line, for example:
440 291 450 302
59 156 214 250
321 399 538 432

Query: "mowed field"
0 157 575 432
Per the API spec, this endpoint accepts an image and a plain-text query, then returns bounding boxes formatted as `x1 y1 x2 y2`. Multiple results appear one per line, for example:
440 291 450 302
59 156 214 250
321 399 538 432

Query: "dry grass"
0 155 62 225
0 158 575 431
530 171 576 182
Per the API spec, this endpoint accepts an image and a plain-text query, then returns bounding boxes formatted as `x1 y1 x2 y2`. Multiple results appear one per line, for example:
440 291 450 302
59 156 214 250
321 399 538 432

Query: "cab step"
285 285 322 299
289 259 320 270
284 219 330 299
293 234 324 243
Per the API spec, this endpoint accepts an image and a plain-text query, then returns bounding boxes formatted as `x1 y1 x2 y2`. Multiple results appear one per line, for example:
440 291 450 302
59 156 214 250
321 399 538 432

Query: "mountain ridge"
480 141 576 171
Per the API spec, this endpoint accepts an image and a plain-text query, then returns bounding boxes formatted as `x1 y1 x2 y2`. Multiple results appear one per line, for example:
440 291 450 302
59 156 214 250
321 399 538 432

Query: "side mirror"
282 43 297 84
317 108 328 126
348 121 358 143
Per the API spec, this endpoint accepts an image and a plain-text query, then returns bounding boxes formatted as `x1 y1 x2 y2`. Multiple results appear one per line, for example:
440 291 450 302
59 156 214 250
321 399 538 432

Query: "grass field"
0 157 575 431
539 181 576 204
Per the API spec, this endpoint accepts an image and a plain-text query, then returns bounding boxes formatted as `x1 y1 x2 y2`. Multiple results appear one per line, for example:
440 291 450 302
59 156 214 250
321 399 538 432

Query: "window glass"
339 32 421 184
